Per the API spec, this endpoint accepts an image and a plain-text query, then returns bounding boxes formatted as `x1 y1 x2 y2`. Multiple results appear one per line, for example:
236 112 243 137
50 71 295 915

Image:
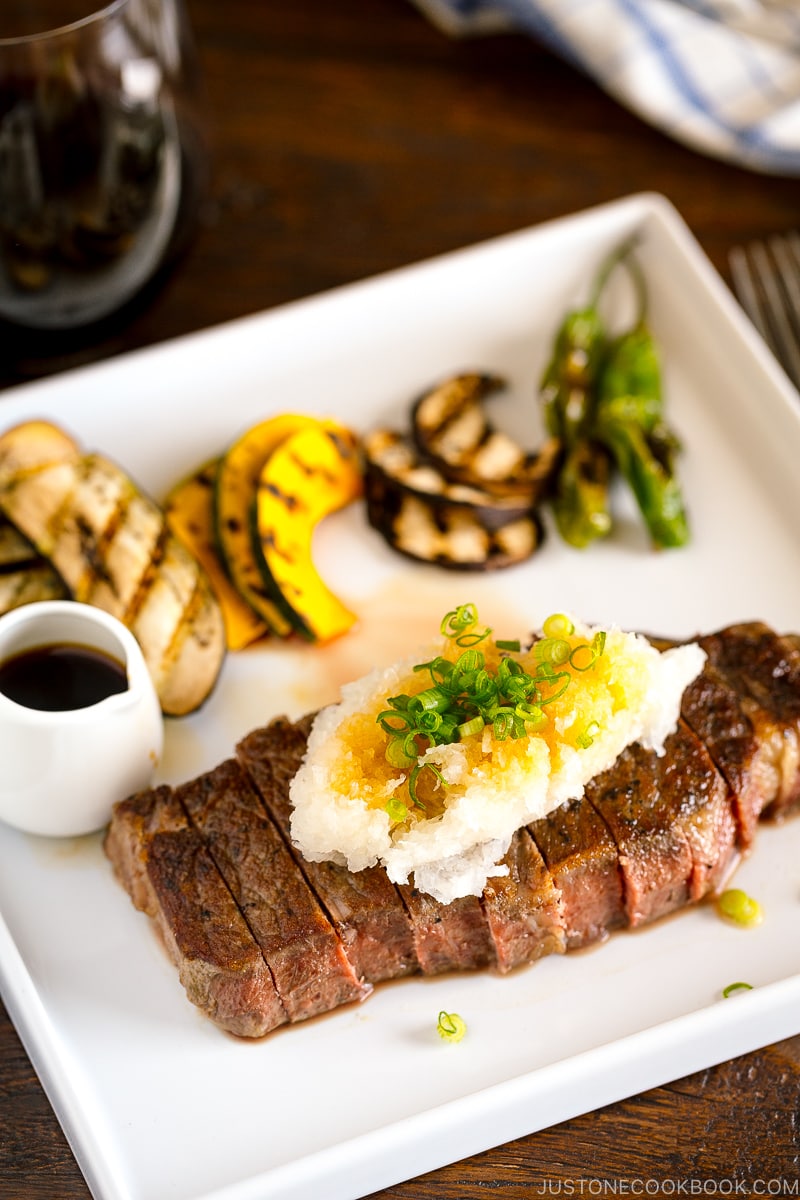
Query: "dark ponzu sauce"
0 642 127 711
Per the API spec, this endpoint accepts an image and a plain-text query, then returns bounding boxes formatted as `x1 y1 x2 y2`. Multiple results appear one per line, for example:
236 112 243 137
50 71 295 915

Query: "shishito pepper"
551 439 613 549
538 237 690 551
539 305 606 447
538 241 637 546
538 239 637 449
594 320 690 549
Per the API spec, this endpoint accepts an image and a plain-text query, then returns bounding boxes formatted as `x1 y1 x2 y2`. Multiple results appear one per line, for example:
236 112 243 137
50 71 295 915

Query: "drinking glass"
0 0 206 331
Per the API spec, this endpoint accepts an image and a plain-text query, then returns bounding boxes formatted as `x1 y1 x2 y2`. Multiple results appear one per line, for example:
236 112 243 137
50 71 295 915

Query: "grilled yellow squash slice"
213 413 325 638
252 420 362 642
164 458 268 651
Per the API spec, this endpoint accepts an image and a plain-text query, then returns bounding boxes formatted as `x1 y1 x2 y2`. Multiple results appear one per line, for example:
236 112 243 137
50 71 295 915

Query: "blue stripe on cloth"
409 0 800 175
615 0 800 172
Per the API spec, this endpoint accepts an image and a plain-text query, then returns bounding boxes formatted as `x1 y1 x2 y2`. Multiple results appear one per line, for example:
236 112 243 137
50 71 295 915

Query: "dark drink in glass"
0 0 206 330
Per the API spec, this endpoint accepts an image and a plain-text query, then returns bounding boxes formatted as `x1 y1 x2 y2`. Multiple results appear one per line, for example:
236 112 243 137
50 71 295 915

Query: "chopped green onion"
496 639 521 652
543 613 575 638
385 796 409 824
535 637 572 666
536 671 571 705
716 888 763 928
458 715 485 738
377 604 608 812
569 642 598 671
408 761 445 810
576 719 601 749
441 604 491 646
436 1010 467 1043
722 981 753 998
385 737 418 768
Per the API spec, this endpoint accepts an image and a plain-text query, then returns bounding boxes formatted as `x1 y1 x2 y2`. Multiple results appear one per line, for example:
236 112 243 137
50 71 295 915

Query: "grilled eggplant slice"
363 428 543 570
252 420 362 642
213 414 326 639
411 371 559 500
165 459 268 651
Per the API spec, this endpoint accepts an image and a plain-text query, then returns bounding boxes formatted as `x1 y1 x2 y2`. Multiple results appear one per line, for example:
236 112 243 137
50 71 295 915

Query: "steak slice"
698 622 800 821
676 659 767 851
585 738 693 926
529 795 625 950
656 720 737 900
482 826 566 972
237 718 419 985
396 884 496 975
104 785 286 1039
585 720 735 925
176 757 371 1023
104 784 178 913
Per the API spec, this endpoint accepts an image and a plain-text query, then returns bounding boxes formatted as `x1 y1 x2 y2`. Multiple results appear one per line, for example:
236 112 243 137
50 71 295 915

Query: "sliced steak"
104 785 286 1039
104 783 178 913
103 619 800 1040
529 795 625 950
676 659 767 851
237 718 419 985
176 757 371 1022
396 884 496 975
584 738 692 926
698 622 800 821
657 720 737 899
585 720 735 925
482 826 566 972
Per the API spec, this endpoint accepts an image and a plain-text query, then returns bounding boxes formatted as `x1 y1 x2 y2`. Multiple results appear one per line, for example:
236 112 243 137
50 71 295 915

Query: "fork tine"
729 235 800 392
764 235 800 389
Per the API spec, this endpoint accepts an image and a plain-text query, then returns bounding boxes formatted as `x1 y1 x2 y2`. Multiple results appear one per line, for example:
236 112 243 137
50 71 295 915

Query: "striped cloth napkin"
410 0 800 176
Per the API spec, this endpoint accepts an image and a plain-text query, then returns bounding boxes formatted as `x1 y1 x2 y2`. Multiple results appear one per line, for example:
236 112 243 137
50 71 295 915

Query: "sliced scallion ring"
722 981 753 998
437 1010 467 1042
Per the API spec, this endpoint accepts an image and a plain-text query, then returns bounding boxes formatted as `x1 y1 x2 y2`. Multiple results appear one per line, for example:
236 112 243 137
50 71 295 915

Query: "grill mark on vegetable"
258 480 302 511
105 622 800 1036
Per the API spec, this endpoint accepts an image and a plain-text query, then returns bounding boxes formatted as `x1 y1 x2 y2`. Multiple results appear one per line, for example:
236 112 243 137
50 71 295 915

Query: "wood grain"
1 1 799 1197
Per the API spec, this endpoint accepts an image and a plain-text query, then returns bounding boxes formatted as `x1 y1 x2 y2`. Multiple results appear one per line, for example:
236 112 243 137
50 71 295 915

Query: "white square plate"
1 193 799 1200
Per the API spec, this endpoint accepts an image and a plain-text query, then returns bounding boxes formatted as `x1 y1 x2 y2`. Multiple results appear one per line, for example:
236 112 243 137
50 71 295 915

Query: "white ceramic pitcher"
0 600 163 837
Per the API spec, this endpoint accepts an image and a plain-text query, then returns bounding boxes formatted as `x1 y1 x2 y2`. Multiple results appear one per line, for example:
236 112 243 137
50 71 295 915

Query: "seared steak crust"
237 719 418 985
103 621 800 1037
698 623 800 820
677 659 765 851
103 785 286 1038
396 885 495 975
482 827 566 971
529 795 624 950
176 758 371 1022
585 737 693 926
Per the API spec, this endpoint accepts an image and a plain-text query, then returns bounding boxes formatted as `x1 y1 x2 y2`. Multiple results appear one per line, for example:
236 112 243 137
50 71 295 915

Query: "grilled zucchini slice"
0 421 226 715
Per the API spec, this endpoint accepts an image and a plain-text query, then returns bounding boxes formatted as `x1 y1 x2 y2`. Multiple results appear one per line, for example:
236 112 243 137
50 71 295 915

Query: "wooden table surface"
1 1 799 1197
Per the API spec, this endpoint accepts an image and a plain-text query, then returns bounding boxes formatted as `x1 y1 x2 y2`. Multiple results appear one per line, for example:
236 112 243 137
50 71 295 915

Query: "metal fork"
729 232 800 392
